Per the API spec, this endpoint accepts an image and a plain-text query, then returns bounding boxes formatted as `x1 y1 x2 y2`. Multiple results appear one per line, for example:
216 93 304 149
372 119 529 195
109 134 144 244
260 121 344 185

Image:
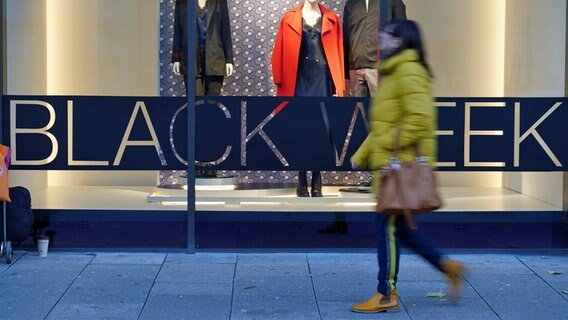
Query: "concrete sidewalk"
0 251 567 320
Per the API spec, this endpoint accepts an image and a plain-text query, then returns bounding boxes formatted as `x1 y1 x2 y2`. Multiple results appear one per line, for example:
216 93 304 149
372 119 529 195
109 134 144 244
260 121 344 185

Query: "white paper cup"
38 237 49 257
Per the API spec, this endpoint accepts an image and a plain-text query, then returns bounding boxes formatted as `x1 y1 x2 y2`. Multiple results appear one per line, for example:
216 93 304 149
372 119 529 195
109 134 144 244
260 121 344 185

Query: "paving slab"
156 262 235 284
395 280 476 299
308 261 377 277
90 253 166 265
139 294 231 320
0 263 87 285
150 282 233 296
166 253 237 264
516 254 568 267
61 278 153 303
234 276 314 299
312 275 376 302
307 253 377 265
236 264 310 277
14 253 94 265
1 252 567 320
401 297 499 320
78 264 161 281
237 254 308 266
46 302 145 320
467 273 568 320
0 251 26 271
396 264 448 282
231 296 319 320
319 301 411 320
0 283 70 320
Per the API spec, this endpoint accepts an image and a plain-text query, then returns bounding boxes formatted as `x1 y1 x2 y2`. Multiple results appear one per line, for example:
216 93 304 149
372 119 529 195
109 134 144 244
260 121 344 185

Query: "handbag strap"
392 168 418 229
391 128 419 229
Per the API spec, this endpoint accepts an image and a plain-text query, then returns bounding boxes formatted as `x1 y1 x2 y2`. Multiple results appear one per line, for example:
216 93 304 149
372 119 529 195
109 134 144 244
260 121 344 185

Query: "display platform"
31 185 562 212
22 185 566 250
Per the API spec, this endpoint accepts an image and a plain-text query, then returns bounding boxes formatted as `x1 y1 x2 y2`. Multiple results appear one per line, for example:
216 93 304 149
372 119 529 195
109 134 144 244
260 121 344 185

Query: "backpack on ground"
1 186 34 242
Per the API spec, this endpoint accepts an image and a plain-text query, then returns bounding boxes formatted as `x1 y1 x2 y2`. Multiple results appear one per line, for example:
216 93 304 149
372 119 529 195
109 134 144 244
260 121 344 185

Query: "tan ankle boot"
351 289 399 313
441 259 465 300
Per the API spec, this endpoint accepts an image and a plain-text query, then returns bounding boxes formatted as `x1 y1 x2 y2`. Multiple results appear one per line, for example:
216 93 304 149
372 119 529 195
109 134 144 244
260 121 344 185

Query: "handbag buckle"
416 156 428 163
389 157 401 169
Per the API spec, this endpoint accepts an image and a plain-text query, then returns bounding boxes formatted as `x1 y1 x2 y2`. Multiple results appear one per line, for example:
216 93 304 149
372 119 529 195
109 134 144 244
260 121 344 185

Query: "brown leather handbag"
376 130 442 229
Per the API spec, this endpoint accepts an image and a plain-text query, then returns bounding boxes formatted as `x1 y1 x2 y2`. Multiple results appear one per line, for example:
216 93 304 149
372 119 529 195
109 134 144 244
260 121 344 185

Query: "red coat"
271 4 345 97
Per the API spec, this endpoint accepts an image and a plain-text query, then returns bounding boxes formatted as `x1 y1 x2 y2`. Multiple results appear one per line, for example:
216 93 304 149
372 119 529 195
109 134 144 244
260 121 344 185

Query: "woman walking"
350 19 465 313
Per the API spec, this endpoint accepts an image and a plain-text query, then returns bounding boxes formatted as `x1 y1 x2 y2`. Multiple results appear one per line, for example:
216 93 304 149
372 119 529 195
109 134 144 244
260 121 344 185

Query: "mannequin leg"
297 171 309 197
205 75 224 96
195 76 207 178
363 68 379 97
196 76 205 96
311 171 323 197
349 69 369 97
198 75 225 178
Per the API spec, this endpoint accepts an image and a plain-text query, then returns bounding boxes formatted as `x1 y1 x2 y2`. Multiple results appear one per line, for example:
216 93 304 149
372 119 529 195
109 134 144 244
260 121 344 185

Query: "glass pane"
3 0 186 249
406 0 566 217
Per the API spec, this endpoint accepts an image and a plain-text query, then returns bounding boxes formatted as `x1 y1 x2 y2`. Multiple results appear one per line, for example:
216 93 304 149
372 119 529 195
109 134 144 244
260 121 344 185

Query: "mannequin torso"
172 0 234 77
302 0 322 27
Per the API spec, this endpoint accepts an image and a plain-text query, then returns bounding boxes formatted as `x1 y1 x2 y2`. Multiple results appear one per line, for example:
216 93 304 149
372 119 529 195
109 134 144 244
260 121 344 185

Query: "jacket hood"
379 49 420 74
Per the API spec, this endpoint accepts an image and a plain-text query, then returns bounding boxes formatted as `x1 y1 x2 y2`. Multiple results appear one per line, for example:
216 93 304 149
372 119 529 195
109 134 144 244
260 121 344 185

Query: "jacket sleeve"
271 18 285 85
221 0 234 64
351 135 371 168
172 0 184 63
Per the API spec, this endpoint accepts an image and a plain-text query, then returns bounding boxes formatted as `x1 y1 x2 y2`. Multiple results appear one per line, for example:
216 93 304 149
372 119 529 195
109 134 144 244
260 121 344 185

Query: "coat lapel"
320 5 336 36
286 6 303 37
206 0 215 30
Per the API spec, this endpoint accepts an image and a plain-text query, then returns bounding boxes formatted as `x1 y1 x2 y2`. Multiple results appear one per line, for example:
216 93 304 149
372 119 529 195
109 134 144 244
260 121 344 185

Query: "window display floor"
32 185 561 212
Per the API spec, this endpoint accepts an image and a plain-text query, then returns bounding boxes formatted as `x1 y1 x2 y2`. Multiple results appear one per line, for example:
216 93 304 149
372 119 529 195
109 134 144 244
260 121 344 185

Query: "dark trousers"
182 48 224 96
375 214 444 295
183 75 224 96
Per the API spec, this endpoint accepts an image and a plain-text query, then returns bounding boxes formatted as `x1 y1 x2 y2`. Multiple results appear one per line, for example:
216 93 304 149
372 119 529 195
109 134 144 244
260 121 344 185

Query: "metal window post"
186 1 197 253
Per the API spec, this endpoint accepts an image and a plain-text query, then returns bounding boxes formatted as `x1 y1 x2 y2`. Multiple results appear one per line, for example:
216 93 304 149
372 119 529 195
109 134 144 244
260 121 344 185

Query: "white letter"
241 101 289 166
10 100 58 165
435 102 457 167
464 102 506 167
67 100 109 166
333 102 369 166
113 101 167 166
514 102 562 167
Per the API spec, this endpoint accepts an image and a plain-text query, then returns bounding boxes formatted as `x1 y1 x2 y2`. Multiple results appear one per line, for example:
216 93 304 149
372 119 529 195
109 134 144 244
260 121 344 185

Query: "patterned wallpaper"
158 0 370 186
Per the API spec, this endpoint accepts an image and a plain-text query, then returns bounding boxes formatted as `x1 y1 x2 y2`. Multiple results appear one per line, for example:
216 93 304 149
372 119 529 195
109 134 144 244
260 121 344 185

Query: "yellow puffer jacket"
351 49 437 189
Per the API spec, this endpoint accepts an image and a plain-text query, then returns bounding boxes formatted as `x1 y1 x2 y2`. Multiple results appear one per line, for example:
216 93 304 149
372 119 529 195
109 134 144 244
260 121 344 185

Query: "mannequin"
343 0 406 97
271 0 345 197
172 0 234 178
172 0 234 96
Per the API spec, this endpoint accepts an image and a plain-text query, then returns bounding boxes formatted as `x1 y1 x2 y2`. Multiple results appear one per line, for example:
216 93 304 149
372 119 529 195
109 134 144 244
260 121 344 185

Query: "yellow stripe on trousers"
387 216 397 292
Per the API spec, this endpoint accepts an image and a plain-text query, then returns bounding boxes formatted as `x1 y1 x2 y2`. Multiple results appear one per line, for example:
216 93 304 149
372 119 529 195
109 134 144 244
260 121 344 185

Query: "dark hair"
383 19 433 77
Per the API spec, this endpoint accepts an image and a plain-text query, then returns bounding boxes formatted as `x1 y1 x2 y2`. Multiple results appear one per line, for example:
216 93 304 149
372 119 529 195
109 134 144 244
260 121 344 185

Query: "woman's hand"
351 160 364 170
172 62 181 75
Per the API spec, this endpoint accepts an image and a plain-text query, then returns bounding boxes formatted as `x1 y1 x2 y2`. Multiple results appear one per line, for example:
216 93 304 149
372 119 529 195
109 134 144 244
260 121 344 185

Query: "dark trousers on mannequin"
182 48 225 178
196 48 224 96
297 171 322 197
182 75 224 96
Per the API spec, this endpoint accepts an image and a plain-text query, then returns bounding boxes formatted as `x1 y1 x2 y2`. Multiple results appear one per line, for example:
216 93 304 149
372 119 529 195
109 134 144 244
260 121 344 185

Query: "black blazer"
172 0 234 76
